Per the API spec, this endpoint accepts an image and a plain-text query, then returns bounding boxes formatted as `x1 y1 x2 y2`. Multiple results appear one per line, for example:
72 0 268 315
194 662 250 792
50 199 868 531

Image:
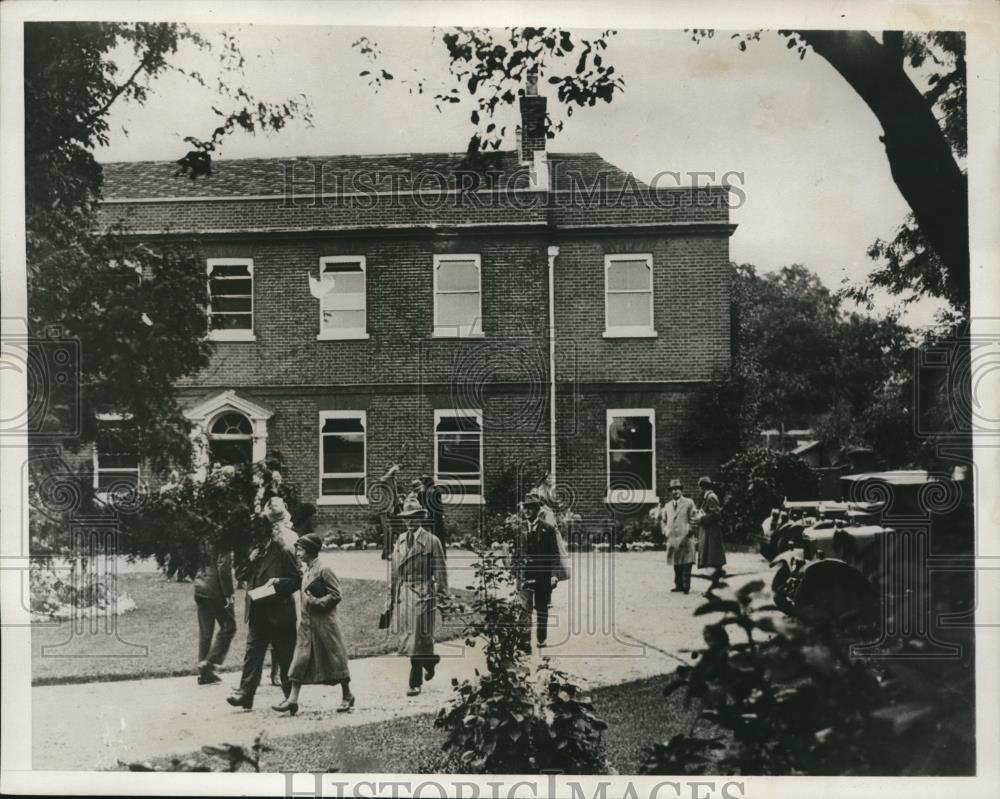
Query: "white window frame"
434 408 484 505
205 410 255 466
317 410 368 506
433 254 484 338
603 253 657 338
93 412 140 502
206 258 256 342
317 255 369 341
606 408 658 504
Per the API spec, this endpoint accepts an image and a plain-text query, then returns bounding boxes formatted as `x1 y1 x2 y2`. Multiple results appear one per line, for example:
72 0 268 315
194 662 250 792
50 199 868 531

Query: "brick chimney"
518 68 547 165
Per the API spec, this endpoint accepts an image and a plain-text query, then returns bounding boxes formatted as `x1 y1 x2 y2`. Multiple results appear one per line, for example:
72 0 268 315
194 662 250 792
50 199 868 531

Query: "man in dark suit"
226 517 301 710
516 492 560 652
194 541 236 685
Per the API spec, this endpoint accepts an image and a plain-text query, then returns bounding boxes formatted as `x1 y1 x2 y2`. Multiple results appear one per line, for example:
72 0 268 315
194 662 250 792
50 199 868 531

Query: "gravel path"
31 551 769 770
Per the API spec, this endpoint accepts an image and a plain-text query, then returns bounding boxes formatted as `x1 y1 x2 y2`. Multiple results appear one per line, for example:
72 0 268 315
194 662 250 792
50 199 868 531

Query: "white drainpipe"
547 245 560 480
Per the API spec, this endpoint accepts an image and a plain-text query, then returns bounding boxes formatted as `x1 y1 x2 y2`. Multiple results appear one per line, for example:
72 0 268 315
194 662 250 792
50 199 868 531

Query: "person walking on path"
660 478 698 594
226 501 302 711
273 533 355 716
194 540 236 685
386 496 448 696
696 476 727 594
516 492 561 652
375 463 403 560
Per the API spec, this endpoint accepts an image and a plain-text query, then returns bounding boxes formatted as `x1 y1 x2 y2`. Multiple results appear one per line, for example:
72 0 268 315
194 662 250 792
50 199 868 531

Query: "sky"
96 25 935 326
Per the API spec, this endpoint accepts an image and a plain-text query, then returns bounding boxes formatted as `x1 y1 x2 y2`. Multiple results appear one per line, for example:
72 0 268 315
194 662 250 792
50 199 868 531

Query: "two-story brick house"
94 84 734 534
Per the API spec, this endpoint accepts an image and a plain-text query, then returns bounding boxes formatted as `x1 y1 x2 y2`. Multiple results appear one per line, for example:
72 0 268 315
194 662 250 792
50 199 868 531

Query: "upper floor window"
434 409 483 503
207 258 255 341
606 409 657 504
434 254 483 337
604 254 656 338
319 411 367 505
318 256 368 340
93 413 140 501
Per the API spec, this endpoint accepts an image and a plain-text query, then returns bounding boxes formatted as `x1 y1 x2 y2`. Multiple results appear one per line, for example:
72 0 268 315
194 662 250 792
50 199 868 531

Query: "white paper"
247 583 276 601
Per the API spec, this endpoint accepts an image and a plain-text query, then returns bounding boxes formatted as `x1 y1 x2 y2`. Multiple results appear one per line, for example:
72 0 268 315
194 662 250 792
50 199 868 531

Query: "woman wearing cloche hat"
386 495 449 696
273 533 355 716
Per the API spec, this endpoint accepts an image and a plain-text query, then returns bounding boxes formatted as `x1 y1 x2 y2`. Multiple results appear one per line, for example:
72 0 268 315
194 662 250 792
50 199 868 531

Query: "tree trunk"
796 30 970 310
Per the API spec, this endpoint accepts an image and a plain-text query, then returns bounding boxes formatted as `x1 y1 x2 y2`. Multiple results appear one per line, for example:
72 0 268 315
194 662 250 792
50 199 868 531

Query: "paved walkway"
31 551 769 770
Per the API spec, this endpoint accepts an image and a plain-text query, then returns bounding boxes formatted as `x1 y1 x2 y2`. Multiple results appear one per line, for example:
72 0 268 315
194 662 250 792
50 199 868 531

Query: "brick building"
94 85 735 535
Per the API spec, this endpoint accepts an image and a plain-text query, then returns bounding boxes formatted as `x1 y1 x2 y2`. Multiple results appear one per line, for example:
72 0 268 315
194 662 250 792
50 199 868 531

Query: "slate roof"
99 151 646 201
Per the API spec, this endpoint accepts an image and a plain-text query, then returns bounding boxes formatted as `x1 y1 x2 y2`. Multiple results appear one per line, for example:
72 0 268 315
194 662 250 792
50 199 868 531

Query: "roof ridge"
96 150 605 167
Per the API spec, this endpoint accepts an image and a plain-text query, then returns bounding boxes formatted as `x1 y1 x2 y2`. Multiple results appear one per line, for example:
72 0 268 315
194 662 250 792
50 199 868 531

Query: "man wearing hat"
387 496 448 696
516 491 561 651
659 479 699 594
226 502 302 710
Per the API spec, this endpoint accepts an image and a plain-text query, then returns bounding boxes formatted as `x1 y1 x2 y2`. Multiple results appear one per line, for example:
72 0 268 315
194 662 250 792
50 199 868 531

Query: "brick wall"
180 229 729 389
553 234 731 382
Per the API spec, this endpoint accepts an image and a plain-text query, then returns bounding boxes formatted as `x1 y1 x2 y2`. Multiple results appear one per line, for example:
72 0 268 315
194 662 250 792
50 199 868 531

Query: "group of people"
191 464 454 714
659 476 726 595
190 465 725 717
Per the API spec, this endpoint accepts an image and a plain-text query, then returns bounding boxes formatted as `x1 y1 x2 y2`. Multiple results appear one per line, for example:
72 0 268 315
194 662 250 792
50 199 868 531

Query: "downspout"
547 245 559 481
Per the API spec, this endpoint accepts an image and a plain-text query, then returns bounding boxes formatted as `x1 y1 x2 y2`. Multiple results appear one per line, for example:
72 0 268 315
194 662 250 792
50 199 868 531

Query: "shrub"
121 452 304 579
718 447 817 544
641 578 975 776
436 534 608 774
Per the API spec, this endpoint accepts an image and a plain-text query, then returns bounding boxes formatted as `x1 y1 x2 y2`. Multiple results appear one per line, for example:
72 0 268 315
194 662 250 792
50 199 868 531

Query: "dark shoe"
336 695 356 713
537 640 547 648
670 587 683 593
406 687 421 697
270 672 281 687
198 672 222 685
226 693 253 710
272 699 298 716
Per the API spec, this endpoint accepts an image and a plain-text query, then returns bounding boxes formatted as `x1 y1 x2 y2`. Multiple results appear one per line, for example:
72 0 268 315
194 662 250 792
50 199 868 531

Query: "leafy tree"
25 22 311 470
682 263 917 466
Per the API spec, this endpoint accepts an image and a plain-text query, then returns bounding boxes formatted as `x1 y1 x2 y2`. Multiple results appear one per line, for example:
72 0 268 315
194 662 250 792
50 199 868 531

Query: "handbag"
305 577 330 599
378 581 398 629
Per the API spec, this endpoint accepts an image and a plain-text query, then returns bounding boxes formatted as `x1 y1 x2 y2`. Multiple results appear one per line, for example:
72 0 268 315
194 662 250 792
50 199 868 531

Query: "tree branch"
795 30 969 310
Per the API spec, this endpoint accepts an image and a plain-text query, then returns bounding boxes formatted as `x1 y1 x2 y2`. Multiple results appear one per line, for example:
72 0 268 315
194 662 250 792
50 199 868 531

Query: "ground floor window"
434 409 483 501
207 411 254 466
319 411 367 504
93 413 140 500
606 409 657 504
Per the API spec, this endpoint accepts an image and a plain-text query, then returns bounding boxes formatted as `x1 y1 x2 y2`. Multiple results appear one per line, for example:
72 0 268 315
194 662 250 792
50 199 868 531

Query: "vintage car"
763 470 966 621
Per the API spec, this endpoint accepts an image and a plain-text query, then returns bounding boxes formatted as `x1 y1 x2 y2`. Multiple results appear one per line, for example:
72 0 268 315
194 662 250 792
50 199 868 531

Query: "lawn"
122 673 716 774
31 573 465 686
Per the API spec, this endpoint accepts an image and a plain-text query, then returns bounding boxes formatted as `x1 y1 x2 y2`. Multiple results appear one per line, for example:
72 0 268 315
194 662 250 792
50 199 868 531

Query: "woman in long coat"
660 479 699 594
696 476 727 592
273 533 354 715
387 496 448 696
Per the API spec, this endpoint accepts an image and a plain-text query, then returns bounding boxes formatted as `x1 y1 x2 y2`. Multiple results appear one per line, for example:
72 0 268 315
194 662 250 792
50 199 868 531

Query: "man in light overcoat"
387 497 448 696
660 478 699 594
